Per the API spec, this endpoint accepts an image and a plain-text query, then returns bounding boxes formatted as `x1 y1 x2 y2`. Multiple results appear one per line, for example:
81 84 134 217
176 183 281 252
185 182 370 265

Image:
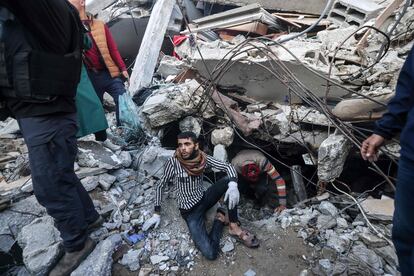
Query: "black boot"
49 237 96 276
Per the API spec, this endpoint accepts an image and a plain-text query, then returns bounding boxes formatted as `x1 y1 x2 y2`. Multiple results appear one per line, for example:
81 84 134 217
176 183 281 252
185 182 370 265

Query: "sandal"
231 229 260 248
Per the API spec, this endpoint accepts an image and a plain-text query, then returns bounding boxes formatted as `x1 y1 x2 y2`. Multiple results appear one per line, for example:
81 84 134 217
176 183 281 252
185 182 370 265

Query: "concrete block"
201 0 329 15
317 133 352 182
176 39 351 103
328 0 384 26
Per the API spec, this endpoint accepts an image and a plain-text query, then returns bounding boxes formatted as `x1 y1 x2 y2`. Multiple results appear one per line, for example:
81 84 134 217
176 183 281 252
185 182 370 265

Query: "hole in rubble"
333 2 347 12
329 12 346 22
0 242 24 275
347 8 365 20
160 120 396 222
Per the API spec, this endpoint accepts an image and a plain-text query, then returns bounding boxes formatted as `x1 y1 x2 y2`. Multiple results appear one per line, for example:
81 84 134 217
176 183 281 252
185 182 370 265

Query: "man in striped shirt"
143 132 259 260
231 149 287 213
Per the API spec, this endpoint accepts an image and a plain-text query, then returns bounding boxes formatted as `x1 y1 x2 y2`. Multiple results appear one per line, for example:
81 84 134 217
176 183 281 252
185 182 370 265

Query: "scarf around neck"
175 149 207 176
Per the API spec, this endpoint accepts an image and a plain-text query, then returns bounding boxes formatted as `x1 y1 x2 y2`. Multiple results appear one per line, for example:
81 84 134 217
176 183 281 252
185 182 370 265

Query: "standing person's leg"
182 204 224 260
65 128 101 225
104 76 126 126
393 157 414 275
19 114 98 252
87 71 106 103
87 70 108 141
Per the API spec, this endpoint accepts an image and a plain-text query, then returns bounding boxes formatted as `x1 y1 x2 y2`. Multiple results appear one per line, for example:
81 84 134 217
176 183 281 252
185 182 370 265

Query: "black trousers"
180 177 238 260
18 113 99 252
238 174 278 208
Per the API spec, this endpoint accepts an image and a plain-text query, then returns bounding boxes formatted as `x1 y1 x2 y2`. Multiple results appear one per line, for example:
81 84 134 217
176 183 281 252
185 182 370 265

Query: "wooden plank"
129 0 175 95
272 14 302 28
357 0 404 49
220 21 269 36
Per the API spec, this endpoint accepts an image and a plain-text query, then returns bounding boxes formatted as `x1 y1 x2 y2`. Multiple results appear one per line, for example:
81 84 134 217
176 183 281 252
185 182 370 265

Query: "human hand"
121 70 129 80
224 181 240 209
361 134 385 162
274 205 286 214
142 213 160 231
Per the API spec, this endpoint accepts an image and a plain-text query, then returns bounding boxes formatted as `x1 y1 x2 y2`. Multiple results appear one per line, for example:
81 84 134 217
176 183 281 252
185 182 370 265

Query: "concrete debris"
361 197 394 222
213 144 228 163
141 80 214 128
157 55 190 79
179 116 202 137
17 216 62 276
211 127 234 147
81 176 100 192
137 144 174 178
244 268 257 276
318 201 339 217
150 254 169 265
2 0 412 274
119 249 142 271
221 238 235 253
318 134 352 182
72 234 122 276
98 173 117 191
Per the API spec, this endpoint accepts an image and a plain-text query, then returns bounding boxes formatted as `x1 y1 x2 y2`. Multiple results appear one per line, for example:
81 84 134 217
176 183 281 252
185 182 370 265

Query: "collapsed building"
1 0 413 275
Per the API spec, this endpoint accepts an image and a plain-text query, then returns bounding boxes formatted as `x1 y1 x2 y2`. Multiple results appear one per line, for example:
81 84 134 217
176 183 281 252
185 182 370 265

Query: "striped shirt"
154 155 238 212
231 149 287 206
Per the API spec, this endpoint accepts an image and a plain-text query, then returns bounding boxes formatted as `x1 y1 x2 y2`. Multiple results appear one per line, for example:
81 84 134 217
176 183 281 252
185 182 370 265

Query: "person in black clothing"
361 45 414 276
0 1 101 275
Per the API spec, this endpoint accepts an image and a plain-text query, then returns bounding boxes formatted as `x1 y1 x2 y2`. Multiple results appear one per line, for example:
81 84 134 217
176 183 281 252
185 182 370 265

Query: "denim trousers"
181 177 238 260
87 69 126 126
18 113 99 252
393 156 414 275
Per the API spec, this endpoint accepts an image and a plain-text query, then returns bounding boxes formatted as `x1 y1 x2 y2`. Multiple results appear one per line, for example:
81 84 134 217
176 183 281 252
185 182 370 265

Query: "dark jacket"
374 45 414 161
0 0 80 118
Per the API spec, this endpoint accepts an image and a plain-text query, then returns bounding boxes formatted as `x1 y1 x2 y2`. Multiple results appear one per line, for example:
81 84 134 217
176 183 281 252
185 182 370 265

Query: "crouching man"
143 132 259 260
231 149 287 213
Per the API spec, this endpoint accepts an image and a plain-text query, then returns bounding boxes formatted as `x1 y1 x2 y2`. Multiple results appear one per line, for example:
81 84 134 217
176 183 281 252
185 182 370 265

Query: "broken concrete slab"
201 0 330 15
72 234 122 276
156 55 190 79
182 4 281 34
360 197 394 222
129 0 176 94
17 216 63 276
176 39 351 103
137 145 174 179
318 133 352 182
81 176 100 192
374 246 398 267
0 196 46 237
78 141 124 170
141 80 215 128
350 243 384 275
359 232 388 248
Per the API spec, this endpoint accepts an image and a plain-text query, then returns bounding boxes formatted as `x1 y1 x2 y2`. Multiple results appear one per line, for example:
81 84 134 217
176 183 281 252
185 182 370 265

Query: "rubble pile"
2 0 414 274
255 193 398 275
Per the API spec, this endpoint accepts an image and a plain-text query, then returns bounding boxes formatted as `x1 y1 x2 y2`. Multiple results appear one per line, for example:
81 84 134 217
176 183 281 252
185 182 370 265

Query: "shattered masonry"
1 0 413 275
